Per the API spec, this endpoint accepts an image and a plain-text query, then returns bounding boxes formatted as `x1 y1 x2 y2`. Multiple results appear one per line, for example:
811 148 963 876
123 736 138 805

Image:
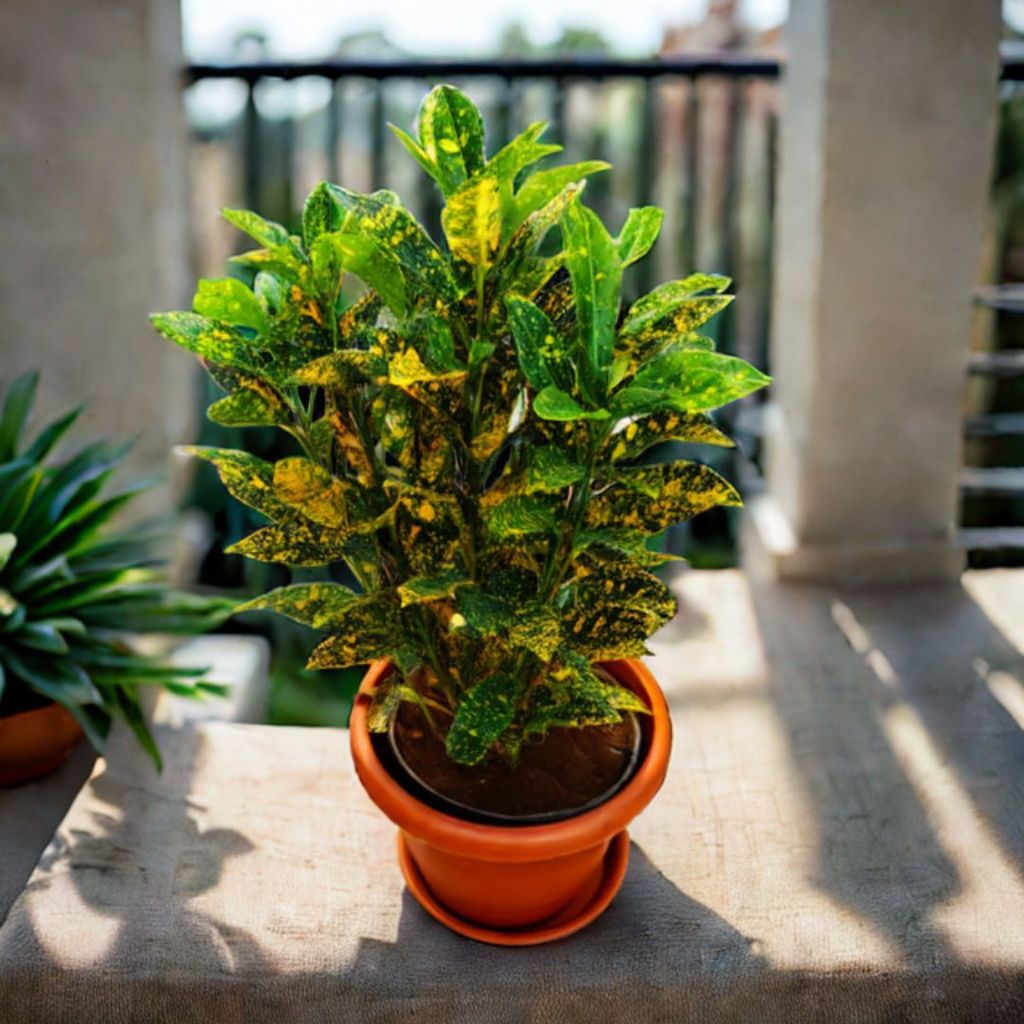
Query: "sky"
182 0 790 61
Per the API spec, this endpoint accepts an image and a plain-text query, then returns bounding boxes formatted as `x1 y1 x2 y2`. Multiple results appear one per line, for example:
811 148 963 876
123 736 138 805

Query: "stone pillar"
0 0 195 492
747 0 1002 582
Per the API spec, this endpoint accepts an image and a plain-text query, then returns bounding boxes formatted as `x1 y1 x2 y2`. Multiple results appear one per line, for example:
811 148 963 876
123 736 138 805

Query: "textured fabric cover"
2 570 1024 1022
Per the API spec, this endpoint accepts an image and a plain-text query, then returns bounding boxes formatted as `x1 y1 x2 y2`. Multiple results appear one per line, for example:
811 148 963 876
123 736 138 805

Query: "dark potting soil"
390 700 640 821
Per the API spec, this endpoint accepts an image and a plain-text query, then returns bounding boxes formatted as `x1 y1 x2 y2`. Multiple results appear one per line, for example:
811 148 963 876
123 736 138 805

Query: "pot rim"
349 658 672 863
386 705 643 825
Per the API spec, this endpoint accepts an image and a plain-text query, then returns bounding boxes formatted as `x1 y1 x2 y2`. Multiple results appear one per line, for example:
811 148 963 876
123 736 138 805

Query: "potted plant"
0 371 236 786
152 84 768 944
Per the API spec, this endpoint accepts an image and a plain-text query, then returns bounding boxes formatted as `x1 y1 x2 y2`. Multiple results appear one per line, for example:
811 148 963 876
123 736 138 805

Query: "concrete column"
0 0 195 494
747 0 1002 582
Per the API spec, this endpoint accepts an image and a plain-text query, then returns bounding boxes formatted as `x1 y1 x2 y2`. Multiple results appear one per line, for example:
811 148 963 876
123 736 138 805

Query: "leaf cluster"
0 372 237 767
152 85 769 766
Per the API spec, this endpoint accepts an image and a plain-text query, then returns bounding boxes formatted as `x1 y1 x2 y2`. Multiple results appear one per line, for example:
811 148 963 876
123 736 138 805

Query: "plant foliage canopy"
153 84 770 766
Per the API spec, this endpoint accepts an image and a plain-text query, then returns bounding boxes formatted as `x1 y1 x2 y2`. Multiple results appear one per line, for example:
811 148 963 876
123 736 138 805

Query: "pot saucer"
397 829 630 946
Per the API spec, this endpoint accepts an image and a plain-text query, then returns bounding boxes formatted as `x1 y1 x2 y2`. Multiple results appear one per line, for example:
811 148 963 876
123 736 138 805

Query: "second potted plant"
153 84 768 943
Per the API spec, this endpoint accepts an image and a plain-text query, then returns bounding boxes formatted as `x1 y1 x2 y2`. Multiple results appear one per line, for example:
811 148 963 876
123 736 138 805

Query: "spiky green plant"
152 84 769 767
0 372 236 767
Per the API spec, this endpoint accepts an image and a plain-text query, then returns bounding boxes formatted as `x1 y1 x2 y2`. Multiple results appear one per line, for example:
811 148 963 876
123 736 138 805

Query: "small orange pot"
0 702 83 787
350 658 672 943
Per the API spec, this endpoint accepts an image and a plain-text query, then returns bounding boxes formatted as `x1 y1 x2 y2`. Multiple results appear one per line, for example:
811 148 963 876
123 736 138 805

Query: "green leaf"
207 382 289 428
611 350 770 417
446 672 518 765
237 582 359 628
525 446 585 493
302 181 344 248
3 647 100 707
484 494 557 538
606 410 734 461
0 371 38 462
562 557 676 660
12 621 68 655
325 185 458 302
573 527 682 568
562 201 622 397
150 312 257 373
522 653 647 737
385 344 466 391
533 386 609 422
389 124 439 181
222 208 300 256
272 457 350 528
226 519 354 567
616 206 664 267
486 122 561 184
499 182 583 301
511 161 610 235
620 273 732 343
229 247 302 283
306 591 399 669
586 460 742 534
22 406 83 463
417 85 486 195
505 295 572 391
398 569 471 607
292 349 383 389
193 278 269 335
181 447 293 521
367 673 402 732
442 173 502 268
318 232 408 317
0 533 16 572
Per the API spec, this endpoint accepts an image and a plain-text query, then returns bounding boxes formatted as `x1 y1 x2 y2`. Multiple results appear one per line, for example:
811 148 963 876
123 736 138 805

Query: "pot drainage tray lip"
397 829 630 947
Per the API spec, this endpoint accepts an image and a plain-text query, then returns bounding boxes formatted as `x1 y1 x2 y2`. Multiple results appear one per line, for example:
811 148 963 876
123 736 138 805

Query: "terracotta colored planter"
0 702 83 787
350 658 672 943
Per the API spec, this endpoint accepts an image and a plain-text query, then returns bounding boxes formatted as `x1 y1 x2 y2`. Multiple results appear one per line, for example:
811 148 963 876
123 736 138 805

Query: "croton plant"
152 85 769 765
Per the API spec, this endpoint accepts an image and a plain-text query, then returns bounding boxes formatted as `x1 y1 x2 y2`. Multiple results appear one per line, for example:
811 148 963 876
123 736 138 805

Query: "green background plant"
153 84 769 766
0 372 236 767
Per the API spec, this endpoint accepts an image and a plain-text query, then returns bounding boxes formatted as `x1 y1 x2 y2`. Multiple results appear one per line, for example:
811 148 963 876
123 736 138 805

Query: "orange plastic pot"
0 702 83 787
350 658 672 942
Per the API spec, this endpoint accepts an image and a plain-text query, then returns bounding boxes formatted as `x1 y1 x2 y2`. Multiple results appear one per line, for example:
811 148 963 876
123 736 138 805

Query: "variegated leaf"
325 185 459 301
398 569 471 607
586 460 742 534
306 591 399 669
446 672 518 765
510 161 610 236
442 173 502 268
227 519 354 566
616 206 664 267
505 295 573 392
193 278 269 335
562 200 622 394
272 457 350 528
417 85 486 195
610 349 770 417
524 446 585 493
620 273 732 344
605 411 734 461
151 313 259 374
236 582 359 628
207 380 289 428
181 447 293 521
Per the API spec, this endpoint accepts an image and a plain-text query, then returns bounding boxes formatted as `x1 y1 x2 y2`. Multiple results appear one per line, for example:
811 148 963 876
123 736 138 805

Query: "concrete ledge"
0 742 95 929
2 570 1024 1022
